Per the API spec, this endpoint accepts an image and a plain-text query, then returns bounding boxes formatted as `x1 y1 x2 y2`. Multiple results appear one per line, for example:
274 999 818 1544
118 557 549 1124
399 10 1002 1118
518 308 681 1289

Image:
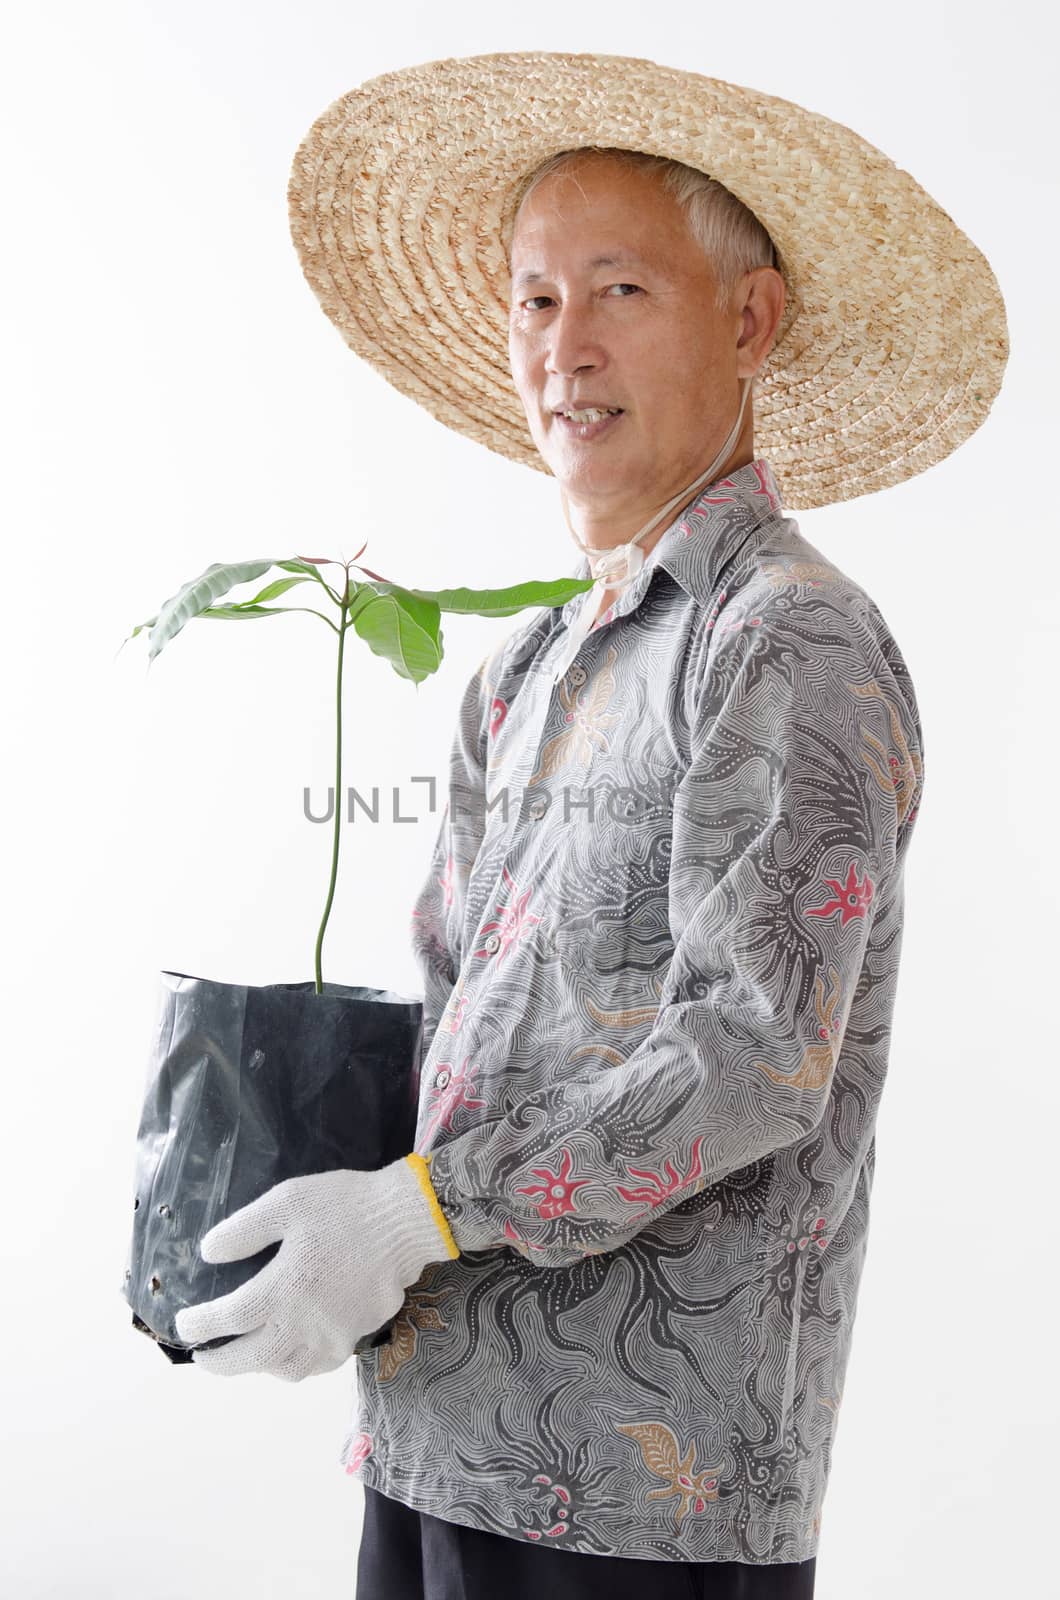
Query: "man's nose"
544 303 606 378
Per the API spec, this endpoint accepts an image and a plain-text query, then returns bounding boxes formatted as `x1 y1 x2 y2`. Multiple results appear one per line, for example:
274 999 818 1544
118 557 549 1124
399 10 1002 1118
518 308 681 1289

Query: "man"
177 51 1006 1600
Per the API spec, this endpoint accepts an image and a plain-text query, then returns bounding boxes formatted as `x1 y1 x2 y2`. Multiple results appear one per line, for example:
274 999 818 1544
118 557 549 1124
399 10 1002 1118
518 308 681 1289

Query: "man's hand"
173 1155 458 1382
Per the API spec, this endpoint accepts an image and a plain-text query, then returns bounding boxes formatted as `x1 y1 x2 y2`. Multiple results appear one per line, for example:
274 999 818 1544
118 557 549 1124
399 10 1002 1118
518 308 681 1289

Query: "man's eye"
520 284 642 312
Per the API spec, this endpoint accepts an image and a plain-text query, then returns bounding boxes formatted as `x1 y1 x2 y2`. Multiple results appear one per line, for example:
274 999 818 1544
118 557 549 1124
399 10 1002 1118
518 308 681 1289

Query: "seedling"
122 547 592 991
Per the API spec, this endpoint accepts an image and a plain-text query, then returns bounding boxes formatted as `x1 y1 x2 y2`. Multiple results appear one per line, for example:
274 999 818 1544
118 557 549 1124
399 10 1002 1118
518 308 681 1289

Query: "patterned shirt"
341 457 926 1566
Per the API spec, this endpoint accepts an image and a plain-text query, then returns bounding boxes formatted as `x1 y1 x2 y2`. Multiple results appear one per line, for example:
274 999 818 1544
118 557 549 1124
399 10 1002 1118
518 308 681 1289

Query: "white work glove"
173 1153 459 1382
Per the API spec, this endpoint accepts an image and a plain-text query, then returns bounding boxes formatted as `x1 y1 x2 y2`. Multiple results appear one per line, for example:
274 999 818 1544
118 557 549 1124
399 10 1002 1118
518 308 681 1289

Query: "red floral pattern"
615 1135 706 1209
514 1147 591 1220
805 859 875 926
472 863 541 963
415 1055 486 1153
343 1432 373 1475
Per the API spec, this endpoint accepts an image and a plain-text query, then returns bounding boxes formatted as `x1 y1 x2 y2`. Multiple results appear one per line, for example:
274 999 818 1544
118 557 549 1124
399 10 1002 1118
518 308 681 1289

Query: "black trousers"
355 1484 817 1600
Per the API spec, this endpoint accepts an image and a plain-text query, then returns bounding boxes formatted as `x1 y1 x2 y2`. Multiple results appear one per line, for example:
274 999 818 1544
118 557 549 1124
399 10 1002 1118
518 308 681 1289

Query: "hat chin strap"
560 374 754 587
550 375 753 684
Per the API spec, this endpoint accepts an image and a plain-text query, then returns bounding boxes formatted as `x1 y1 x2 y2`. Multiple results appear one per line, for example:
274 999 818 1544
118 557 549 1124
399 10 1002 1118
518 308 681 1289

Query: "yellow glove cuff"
405 1152 460 1259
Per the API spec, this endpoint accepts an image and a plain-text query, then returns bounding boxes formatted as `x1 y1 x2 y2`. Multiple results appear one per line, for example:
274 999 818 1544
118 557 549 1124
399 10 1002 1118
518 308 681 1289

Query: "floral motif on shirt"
566 989 665 1067
615 1134 706 1210
416 1055 486 1151
489 695 508 738
781 1214 830 1255
713 606 764 639
528 645 621 783
759 558 832 589
805 859 875 926
343 1432 373 1474
515 1147 591 1220
755 966 846 1091
810 864 877 928
849 677 923 827
616 1421 722 1530
522 1470 574 1540
438 851 454 910
586 983 665 1027
472 863 542 962
376 1277 457 1383
747 458 783 513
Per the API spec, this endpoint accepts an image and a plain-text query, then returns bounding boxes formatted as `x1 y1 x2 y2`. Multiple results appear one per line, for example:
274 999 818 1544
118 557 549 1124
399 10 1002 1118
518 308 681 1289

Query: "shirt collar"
562 457 784 611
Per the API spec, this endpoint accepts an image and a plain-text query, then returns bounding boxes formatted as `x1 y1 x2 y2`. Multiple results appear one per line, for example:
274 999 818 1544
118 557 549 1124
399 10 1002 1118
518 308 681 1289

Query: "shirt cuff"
405 1152 461 1260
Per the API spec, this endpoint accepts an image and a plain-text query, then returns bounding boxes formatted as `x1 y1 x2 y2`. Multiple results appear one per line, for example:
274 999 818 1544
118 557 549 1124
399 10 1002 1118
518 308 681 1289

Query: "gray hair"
507 145 777 316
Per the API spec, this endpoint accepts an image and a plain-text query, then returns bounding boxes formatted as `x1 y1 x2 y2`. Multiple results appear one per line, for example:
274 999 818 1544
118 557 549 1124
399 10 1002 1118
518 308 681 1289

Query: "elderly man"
177 50 1006 1600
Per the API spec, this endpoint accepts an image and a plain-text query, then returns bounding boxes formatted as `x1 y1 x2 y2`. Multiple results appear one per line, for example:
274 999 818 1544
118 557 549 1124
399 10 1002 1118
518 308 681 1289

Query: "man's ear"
736 266 786 379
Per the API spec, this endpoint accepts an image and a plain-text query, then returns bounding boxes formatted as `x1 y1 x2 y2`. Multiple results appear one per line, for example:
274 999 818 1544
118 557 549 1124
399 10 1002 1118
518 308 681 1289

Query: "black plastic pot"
123 971 423 1365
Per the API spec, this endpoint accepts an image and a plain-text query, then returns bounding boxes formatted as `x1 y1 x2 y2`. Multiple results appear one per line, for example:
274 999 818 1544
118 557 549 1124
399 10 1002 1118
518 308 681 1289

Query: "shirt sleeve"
424 589 925 1267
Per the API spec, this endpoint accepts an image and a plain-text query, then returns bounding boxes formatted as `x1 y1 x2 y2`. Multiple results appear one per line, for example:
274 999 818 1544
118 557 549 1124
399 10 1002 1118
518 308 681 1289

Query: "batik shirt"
340 457 926 1566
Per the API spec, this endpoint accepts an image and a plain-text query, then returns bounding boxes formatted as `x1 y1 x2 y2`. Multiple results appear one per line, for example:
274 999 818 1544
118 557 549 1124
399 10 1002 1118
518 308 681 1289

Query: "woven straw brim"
287 50 1008 510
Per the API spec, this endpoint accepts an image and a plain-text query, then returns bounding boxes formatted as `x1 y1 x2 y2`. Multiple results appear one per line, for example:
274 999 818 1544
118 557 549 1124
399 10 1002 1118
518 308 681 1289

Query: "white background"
2 3 1055 1595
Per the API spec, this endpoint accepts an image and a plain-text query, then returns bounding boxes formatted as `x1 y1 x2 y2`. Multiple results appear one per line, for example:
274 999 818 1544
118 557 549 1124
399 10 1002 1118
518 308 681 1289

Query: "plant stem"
313 567 352 994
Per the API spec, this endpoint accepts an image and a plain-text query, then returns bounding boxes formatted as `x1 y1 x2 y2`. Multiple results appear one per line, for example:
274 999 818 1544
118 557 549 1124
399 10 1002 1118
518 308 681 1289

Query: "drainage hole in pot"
150 1275 162 1294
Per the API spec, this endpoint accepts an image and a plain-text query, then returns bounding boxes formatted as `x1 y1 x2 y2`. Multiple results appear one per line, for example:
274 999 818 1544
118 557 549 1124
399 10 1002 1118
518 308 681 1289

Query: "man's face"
507 155 752 512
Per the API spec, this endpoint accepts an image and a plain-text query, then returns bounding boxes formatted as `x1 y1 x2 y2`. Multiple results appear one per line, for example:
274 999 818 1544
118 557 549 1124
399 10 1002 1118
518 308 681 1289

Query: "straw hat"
286 50 1008 510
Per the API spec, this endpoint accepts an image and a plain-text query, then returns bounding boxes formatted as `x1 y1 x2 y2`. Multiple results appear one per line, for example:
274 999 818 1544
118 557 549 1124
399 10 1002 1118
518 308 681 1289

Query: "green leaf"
138 558 280 661
199 603 292 621
275 558 345 605
347 582 444 684
245 575 317 604
407 576 594 618
276 558 338 582
198 600 338 636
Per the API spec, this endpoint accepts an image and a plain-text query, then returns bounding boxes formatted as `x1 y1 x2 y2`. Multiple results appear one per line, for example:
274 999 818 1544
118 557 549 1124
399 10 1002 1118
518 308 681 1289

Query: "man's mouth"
552 406 625 440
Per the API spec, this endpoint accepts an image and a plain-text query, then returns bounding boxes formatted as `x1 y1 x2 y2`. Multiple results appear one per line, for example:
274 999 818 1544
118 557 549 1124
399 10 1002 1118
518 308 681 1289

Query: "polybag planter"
123 971 423 1365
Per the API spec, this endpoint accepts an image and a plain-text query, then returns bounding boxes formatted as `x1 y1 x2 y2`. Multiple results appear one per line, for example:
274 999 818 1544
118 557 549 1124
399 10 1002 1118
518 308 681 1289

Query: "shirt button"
483 933 501 953
434 1069 451 1090
528 799 547 820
